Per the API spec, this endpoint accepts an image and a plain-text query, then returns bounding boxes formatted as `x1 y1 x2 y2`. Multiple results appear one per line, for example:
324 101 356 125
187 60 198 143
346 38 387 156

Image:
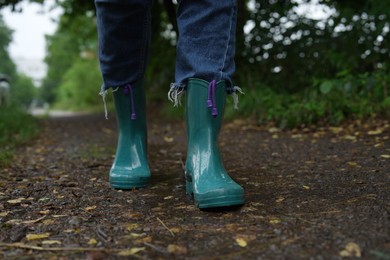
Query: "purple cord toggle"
124 85 137 120
207 80 218 117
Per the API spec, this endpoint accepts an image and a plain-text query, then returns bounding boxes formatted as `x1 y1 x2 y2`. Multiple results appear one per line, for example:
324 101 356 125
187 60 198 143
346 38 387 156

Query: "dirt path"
0 111 389 259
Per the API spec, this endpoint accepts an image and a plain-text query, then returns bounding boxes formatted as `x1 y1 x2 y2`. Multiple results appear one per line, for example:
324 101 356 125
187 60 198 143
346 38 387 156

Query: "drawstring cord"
207 80 218 118
123 84 136 120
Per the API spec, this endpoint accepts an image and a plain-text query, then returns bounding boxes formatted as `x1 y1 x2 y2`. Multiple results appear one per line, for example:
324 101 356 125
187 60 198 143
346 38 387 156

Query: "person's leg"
174 0 245 208
174 0 237 90
95 0 151 89
95 0 152 189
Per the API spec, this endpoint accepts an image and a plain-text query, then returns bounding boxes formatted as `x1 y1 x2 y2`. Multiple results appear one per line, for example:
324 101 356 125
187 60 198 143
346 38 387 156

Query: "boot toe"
192 182 245 209
110 167 150 189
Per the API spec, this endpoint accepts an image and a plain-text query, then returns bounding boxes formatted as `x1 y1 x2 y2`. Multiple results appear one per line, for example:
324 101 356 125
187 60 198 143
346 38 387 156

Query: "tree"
0 14 16 78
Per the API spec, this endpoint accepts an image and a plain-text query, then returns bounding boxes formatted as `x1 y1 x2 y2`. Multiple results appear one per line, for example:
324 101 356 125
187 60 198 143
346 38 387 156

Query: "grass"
0 105 39 166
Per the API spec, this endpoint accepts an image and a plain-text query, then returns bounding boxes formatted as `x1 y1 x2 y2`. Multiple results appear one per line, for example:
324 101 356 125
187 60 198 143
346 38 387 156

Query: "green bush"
224 69 390 128
56 58 103 111
0 105 38 165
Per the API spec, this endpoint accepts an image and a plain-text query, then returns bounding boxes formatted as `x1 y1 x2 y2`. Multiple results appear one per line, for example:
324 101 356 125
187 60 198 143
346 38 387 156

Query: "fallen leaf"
170 227 182 233
134 236 152 244
167 244 188 254
380 154 390 159
117 247 145 256
124 233 145 239
367 129 383 135
42 240 61 245
7 198 25 204
268 127 280 133
39 210 50 215
276 197 285 203
6 219 22 224
42 219 55 225
235 237 248 247
347 162 359 167
340 242 362 257
0 211 9 217
84 206 97 211
329 127 343 134
125 223 139 231
343 135 357 141
269 218 281 224
302 185 311 190
164 136 174 143
87 238 98 245
26 233 50 241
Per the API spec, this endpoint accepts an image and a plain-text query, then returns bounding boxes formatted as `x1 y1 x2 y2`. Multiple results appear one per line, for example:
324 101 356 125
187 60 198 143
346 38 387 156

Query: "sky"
1 1 61 83
1 0 60 60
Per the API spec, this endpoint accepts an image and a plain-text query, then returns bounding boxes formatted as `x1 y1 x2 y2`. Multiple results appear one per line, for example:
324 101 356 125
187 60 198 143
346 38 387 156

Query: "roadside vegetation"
0 15 39 165
0 105 38 166
1 1 389 129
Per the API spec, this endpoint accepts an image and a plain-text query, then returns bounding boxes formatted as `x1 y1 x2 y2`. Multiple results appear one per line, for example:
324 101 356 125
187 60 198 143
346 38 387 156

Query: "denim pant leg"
95 0 152 91
175 0 237 91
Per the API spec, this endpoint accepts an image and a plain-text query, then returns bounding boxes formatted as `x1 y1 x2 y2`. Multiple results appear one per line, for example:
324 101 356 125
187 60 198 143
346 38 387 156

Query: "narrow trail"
0 111 389 259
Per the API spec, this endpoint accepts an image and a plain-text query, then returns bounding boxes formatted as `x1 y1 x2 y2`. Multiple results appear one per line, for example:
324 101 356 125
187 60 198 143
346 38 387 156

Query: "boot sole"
186 181 245 209
110 178 149 190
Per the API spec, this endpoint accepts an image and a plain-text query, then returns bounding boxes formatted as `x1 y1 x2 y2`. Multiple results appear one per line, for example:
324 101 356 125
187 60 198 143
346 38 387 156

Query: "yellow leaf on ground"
117 247 145 256
347 162 359 167
380 154 390 159
121 233 143 240
235 237 248 247
7 198 25 204
367 129 383 135
339 242 362 257
268 127 280 133
39 210 50 215
125 223 139 231
167 244 188 254
26 233 50 241
87 238 98 245
0 211 9 217
84 205 97 211
134 236 152 244
42 219 55 225
269 218 281 224
42 240 61 245
6 219 22 224
303 185 311 190
164 136 174 142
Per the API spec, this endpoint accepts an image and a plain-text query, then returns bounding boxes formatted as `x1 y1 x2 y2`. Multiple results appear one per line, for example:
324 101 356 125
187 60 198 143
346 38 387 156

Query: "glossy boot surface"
110 81 150 189
185 78 245 208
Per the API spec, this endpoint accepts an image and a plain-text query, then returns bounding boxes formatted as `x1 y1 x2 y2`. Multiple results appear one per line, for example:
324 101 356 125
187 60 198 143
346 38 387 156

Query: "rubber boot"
185 78 245 208
110 80 150 189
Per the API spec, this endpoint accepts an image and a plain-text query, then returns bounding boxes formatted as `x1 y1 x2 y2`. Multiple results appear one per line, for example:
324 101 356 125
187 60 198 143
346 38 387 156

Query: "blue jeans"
95 0 237 92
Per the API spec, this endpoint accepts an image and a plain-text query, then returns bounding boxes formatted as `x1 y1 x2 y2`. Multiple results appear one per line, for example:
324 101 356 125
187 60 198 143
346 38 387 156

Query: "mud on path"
0 109 389 259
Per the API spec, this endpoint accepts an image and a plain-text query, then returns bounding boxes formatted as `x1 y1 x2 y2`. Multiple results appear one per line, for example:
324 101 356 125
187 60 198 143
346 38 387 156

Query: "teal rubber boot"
185 78 245 208
110 81 150 189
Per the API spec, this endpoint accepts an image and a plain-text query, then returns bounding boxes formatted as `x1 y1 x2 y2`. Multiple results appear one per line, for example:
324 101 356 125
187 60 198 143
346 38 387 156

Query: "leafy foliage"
10 73 37 107
57 58 102 110
0 14 16 78
0 105 38 165
1 0 389 127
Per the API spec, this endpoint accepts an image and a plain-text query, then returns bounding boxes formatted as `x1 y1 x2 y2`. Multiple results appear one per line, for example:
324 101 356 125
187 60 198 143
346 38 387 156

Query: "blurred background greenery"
0 0 389 129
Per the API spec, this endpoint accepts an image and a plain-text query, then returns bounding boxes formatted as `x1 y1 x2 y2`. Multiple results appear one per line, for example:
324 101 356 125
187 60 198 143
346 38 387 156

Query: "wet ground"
0 109 389 259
